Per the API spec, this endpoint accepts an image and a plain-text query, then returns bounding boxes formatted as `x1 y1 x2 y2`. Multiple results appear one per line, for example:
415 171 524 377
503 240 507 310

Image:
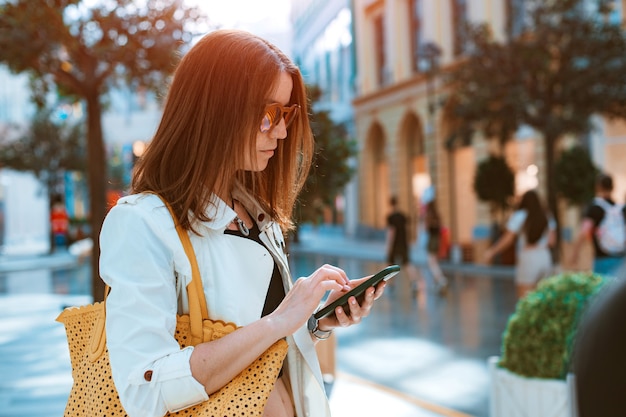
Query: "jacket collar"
231 181 273 231
197 180 272 232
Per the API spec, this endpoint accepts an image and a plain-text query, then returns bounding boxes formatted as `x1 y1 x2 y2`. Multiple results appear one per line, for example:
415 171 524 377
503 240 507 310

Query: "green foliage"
448 0 626 144
446 0 626 243
0 108 85 193
555 147 599 206
0 0 204 98
295 85 357 224
500 272 606 379
473 155 515 214
0 0 205 300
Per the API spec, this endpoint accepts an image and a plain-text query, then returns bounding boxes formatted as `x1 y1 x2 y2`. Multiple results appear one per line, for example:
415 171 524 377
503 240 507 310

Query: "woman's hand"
317 275 387 331
483 247 495 264
269 264 351 338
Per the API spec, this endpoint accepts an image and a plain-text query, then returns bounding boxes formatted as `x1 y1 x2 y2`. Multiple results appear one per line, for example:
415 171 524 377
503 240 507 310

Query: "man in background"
50 194 69 251
386 196 422 293
570 173 625 277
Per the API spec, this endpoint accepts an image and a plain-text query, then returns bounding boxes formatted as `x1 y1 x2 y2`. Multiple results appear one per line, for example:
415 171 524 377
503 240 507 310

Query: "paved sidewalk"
0 227 513 417
0 292 468 417
0 251 78 273
290 225 514 279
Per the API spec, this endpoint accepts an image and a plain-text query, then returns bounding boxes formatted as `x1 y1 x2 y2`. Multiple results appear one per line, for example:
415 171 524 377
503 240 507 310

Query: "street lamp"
417 42 462 263
132 140 146 159
417 41 442 133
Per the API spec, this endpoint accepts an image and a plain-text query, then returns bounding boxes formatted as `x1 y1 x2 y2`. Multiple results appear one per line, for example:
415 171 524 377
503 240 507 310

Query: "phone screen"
313 265 400 320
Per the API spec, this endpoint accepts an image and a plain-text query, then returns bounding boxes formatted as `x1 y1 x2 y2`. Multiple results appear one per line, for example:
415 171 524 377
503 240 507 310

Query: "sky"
187 0 293 54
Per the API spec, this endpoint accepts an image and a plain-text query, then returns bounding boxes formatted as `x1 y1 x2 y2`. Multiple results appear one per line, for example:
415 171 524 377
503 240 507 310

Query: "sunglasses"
260 103 300 133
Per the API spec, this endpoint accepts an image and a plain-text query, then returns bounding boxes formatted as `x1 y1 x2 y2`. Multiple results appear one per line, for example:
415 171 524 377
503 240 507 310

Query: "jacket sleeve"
100 201 209 417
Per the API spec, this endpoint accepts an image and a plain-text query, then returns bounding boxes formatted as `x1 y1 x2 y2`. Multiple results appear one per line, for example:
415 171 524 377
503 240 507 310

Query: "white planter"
489 356 578 417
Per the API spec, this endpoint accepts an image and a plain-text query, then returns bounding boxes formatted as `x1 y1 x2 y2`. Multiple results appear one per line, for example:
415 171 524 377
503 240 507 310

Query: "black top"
584 197 626 258
224 222 285 317
386 211 408 250
224 221 286 377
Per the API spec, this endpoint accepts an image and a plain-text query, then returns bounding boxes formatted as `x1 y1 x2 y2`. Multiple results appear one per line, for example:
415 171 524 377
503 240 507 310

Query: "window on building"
325 51 333 101
409 0 423 73
506 0 528 38
607 0 624 25
451 0 469 56
339 45 351 102
373 13 387 87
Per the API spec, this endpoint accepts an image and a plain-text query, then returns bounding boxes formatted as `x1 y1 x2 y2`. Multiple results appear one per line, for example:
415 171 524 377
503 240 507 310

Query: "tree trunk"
86 92 107 302
545 133 561 264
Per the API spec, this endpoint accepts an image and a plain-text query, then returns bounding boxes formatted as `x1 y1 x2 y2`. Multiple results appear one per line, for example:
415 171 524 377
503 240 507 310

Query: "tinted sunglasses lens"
260 105 281 133
260 104 299 132
284 106 299 128
260 113 273 133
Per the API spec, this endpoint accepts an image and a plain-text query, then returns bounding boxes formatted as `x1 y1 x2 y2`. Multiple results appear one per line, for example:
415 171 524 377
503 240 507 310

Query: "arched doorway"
361 122 388 229
397 112 429 240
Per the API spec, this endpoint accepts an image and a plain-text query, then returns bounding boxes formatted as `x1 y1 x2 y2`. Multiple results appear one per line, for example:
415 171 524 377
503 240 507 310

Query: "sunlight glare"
187 0 292 30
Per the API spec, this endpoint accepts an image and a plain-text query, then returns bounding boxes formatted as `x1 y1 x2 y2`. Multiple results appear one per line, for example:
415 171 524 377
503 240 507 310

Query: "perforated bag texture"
56 196 288 416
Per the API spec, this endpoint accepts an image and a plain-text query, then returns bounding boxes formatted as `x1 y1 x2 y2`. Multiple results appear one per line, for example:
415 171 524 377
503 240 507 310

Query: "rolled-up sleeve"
100 201 209 417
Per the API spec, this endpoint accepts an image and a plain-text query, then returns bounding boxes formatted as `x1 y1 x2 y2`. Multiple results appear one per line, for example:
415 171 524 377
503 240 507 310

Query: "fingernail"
343 285 351 291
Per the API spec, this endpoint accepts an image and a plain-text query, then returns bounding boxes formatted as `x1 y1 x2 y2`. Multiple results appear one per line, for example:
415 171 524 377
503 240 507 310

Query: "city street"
0 228 517 417
291 226 517 417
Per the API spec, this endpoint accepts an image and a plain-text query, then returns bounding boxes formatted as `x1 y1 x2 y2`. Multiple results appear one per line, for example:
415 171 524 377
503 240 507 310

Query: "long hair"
132 30 313 232
425 200 440 229
517 190 548 245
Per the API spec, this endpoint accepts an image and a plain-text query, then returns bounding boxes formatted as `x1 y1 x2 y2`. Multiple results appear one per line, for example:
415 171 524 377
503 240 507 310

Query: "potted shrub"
489 272 606 417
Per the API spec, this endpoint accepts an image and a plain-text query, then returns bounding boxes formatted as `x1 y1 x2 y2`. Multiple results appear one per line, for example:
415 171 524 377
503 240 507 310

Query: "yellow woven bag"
56 198 288 416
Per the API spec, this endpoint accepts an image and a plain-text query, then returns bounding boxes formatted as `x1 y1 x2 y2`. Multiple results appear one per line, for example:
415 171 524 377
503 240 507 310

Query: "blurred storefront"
291 0 360 235
0 63 160 254
350 0 626 265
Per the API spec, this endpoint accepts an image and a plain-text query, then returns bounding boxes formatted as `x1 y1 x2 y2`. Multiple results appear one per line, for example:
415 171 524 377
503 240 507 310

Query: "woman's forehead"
268 72 293 105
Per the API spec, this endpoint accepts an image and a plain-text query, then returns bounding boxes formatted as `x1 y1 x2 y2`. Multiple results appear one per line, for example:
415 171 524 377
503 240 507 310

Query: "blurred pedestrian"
386 196 421 292
574 274 626 417
386 196 409 265
50 194 69 251
570 173 626 277
484 189 555 298
423 199 448 294
99 29 387 417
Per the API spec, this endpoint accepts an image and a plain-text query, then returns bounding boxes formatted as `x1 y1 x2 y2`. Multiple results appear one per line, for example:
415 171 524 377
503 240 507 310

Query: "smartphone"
313 264 400 320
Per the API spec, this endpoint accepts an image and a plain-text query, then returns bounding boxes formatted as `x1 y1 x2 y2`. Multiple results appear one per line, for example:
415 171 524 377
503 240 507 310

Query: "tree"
474 155 516 264
555 146 599 206
0 0 205 301
294 86 357 227
446 0 626 257
0 107 86 196
473 154 515 228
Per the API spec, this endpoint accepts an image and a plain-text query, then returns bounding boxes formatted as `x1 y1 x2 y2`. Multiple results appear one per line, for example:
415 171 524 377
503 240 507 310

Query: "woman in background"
424 200 449 295
484 189 555 298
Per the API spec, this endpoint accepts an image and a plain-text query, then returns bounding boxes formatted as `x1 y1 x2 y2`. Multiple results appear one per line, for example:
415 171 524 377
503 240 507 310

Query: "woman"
484 189 555 298
424 200 448 294
99 30 385 417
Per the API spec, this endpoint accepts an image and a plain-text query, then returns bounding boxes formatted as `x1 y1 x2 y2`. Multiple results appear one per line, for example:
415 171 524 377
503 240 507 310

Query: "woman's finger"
310 265 350 291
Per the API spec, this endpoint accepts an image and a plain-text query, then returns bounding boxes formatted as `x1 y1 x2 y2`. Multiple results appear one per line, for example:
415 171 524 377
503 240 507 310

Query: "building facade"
290 0 361 234
351 0 626 264
0 64 160 255
0 66 51 254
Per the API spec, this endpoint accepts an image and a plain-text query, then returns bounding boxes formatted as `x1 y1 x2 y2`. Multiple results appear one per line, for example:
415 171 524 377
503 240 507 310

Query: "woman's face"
244 72 294 172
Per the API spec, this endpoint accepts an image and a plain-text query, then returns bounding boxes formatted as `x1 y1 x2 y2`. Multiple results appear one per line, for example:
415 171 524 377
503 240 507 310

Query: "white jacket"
100 186 331 417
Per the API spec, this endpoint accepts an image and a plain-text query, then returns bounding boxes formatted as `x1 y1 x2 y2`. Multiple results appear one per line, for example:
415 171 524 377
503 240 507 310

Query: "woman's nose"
274 118 288 139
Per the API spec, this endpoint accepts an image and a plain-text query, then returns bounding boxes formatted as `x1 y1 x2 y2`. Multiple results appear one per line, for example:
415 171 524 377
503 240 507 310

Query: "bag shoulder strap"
147 193 209 345
99 193 209 347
